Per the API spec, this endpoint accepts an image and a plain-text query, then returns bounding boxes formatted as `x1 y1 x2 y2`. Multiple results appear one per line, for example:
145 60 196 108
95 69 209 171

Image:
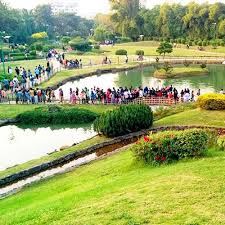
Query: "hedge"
197 93 225 110
115 49 128 55
94 104 153 137
132 129 213 165
136 50 144 56
16 105 98 125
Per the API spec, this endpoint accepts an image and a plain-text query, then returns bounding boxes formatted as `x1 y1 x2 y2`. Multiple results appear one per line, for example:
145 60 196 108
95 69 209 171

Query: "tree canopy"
0 1 94 43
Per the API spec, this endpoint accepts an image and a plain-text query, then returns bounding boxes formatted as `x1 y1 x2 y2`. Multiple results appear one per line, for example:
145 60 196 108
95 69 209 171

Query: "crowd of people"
61 85 201 105
0 49 62 103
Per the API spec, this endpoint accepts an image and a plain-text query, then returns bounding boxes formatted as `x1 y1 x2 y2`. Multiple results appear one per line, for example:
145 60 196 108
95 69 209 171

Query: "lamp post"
212 22 217 40
0 31 6 77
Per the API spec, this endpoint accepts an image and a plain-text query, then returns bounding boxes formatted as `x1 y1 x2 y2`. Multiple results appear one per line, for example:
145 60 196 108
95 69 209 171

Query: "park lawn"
101 41 225 57
0 148 224 225
40 61 141 88
0 104 116 120
0 59 46 79
154 108 225 128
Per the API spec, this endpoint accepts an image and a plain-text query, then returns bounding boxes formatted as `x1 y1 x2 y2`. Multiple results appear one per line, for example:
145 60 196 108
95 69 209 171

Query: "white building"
50 0 77 14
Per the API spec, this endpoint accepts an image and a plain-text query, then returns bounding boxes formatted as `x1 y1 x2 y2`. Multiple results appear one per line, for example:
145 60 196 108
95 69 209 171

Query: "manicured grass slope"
154 109 225 128
0 149 224 225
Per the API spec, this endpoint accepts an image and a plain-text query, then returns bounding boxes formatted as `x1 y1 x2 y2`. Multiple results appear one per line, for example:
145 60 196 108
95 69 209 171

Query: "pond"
56 65 225 100
0 124 96 171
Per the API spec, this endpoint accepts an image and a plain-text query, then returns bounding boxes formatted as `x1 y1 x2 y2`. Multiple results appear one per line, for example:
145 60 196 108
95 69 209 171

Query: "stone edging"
0 119 18 127
0 125 224 188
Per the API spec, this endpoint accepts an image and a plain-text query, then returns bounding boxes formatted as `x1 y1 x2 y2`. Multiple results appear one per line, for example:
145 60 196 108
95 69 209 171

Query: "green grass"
0 104 116 120
101 41 225 57
154 108 225 128
154 66 209 78
0 148 224 225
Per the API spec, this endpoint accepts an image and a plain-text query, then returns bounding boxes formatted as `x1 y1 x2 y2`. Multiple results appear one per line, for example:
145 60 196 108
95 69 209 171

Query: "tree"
69 37 92 52
93 25 114 42
218 19 225 36
156 42 173 58
31 32 48 40
109 0 140 38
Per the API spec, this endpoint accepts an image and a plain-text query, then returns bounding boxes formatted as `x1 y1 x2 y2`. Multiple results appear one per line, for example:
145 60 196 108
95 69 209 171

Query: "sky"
3 0 224 18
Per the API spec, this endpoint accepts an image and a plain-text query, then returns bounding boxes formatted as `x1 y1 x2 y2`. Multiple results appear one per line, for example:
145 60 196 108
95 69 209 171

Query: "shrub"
217 135 225 151
93 44 100 50
200 63 207 69
29 50 37 56
94 104 153 137
116 37 132 43
202 40 207 46
69 37 92 52
132 129 210 164
16 106 98 124
184 60 191 67
198 41 203 46
135 50 144 56
115 49 128 55
197 93 225 110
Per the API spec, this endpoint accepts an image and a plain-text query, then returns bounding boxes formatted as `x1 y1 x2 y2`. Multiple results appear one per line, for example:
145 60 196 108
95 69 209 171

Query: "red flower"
161 156 166 162
144 136 151 142
155 155 161 161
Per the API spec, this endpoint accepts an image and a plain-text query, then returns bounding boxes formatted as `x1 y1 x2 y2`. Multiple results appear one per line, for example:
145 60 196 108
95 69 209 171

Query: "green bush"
197 93 225 110
115 49 128 55
198 41 203 46
116 37 132 43
29 50 37 56
94 104 153 137
132 129 210 164
202 40 207 46
69 37 92 52
16 106 98 124
93 44 100 50
200 63 207 69
9 52 24 57
135 50 144 56
217 135 225 151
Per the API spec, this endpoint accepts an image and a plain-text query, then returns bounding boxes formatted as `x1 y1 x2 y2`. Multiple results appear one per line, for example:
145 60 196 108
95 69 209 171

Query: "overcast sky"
4 0 224 18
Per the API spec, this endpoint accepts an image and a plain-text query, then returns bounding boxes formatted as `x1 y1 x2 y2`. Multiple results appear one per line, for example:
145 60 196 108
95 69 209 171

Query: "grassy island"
153 66 209 79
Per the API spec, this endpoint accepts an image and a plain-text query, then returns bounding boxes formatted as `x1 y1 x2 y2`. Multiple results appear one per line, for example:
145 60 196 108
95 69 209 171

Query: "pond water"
0 124 96 171
57 65 225 100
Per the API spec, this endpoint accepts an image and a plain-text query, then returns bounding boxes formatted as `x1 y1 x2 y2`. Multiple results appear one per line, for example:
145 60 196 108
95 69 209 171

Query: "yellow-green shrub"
197 93 225 110
217 135 225 151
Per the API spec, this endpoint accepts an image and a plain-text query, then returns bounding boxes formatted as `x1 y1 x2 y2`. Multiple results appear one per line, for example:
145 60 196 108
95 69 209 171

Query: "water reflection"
0 124 96 171
57 65 225 100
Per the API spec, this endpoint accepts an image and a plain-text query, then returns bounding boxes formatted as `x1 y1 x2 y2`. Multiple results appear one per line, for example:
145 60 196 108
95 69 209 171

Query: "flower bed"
132 129 214 164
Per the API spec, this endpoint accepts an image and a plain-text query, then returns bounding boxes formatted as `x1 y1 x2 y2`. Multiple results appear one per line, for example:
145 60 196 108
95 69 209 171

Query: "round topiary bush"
135 50 145 56
115 49 128 56
197 93 225 110
94 104 153 137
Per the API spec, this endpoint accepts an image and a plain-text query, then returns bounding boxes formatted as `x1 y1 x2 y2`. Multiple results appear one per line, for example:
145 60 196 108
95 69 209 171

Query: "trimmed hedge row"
94 104 153 137
115 49 128 55
132 129 214 164
16 105 98 125
197 93 225 110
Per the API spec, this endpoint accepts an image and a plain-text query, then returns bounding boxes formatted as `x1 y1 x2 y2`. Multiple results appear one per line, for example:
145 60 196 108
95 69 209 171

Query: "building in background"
50 0 77 14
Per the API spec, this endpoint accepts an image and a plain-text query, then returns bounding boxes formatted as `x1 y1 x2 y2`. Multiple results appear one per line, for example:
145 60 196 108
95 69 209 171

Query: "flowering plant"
132 129 211 165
